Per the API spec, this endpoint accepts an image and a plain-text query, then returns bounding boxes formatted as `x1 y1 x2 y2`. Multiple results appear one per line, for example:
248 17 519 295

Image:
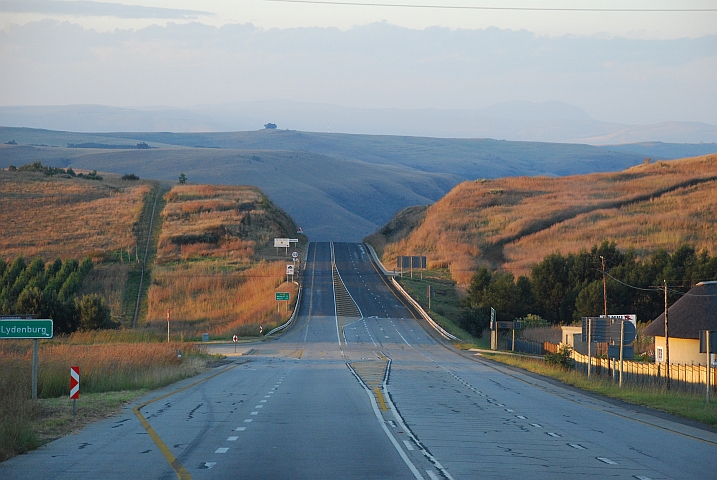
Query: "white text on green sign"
275 292 290 301
0 319 54 339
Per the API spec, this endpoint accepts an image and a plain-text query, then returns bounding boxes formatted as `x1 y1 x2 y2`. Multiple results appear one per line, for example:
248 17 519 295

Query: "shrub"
545 343 574 369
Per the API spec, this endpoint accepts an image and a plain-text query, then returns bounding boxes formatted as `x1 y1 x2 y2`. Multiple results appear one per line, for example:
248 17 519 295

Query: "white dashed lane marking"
215 448 229 454
227 436 238 441
597 457 617 465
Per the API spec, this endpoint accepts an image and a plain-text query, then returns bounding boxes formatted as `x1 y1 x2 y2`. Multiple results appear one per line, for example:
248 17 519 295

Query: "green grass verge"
33 390 147 446
482 352 717 428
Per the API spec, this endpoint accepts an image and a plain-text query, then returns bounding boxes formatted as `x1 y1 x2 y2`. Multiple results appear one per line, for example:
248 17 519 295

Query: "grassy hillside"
146 184 302 338
1 127 657 241
0 168 303 336
374 154 717 284
0 169 150 261
0 169 154 319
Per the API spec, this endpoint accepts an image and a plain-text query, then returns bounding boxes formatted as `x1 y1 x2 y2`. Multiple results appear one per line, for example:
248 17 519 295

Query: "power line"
603 271 717 297
263 0 717 12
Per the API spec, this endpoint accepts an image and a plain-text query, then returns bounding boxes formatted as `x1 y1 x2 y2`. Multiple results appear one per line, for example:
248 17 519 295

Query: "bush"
122 173 140 180
75 294 118 330
545 343 574 369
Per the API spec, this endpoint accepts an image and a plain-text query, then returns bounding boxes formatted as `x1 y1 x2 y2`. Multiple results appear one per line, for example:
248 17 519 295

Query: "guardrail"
364 243 394 276
364 243 459 342
389 278 459 341
265 286 302 337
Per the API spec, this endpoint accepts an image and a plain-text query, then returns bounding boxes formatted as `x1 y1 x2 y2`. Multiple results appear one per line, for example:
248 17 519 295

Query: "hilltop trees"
464 241 717 326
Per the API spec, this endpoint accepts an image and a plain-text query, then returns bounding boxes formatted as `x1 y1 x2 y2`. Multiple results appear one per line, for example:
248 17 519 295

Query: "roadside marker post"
166 309 170 344
70 366 80 415
233 334 238 354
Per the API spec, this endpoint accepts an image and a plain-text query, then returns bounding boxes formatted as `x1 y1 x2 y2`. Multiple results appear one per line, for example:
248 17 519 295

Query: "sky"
0 1 715 125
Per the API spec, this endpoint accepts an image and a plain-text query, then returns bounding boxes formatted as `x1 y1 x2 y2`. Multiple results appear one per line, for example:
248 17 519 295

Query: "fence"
506 339 567 355
570 349 717 395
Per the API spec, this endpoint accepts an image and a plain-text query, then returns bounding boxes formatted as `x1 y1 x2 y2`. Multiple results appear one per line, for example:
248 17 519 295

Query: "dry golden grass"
383 155 717 283
0 170 150 261
0 336 208 398
158 184 277 263
146 184 299 336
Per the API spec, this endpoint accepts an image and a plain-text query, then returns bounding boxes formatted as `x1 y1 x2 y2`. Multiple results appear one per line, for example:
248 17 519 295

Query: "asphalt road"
2 242 717 479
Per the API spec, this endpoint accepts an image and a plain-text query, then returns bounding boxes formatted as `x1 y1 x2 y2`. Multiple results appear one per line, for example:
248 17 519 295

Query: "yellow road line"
132 364 239 480
373 387 388 411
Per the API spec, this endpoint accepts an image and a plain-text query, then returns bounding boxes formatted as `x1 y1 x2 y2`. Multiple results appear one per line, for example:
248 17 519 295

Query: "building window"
656 346 664 363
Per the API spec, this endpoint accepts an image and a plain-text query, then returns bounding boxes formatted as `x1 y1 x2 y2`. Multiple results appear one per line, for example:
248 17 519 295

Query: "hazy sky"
1 1 715 125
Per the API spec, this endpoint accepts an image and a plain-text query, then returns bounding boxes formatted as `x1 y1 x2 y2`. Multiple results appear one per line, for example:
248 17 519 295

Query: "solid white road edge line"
346 362 424 480
382 359 456 480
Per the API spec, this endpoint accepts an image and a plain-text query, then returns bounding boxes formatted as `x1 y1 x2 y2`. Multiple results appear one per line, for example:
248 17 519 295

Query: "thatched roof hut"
643 281 717 339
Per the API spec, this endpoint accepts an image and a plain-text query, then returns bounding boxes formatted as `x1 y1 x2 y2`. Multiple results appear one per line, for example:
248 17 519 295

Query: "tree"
178 173 187 184
16 286 44 315
531 252 573 324
264 123 277 129
75 294 117 330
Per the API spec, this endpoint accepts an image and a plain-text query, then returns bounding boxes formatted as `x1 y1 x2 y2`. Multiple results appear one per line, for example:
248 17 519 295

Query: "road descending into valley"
2 242 717 479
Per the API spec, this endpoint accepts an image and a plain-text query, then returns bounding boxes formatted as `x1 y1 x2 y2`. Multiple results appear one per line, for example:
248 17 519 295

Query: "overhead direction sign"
0 319 53 339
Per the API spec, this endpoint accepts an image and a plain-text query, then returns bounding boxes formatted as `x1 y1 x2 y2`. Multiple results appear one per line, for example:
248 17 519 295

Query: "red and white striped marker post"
70 366 80 415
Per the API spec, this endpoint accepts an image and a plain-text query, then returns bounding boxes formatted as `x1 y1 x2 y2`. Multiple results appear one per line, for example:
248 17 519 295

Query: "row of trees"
8 161 103 180
0 256 117 333
460 242 717 336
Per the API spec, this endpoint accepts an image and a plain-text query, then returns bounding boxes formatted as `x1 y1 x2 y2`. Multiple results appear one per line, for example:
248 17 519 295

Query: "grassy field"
482 352 717 428
0 333 218 462
0 170 150 261
377 154 717 283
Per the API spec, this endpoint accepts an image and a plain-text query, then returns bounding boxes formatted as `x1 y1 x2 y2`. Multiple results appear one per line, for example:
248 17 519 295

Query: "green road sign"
275 292 290 301
0 319 54 339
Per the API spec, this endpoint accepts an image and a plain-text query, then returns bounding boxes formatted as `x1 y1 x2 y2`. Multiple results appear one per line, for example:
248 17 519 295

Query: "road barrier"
364 243 459 341
389 278 459 341
265 286 302 337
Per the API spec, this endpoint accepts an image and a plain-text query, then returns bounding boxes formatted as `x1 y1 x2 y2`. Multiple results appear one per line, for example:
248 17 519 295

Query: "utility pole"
664 280 670 390
601 256 607 317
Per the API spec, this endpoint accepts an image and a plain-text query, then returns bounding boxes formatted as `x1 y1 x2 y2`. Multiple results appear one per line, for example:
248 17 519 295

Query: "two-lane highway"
2 241 717 479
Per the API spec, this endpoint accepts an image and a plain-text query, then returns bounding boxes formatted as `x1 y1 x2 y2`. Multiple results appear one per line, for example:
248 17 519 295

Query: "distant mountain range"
2 101 717 146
